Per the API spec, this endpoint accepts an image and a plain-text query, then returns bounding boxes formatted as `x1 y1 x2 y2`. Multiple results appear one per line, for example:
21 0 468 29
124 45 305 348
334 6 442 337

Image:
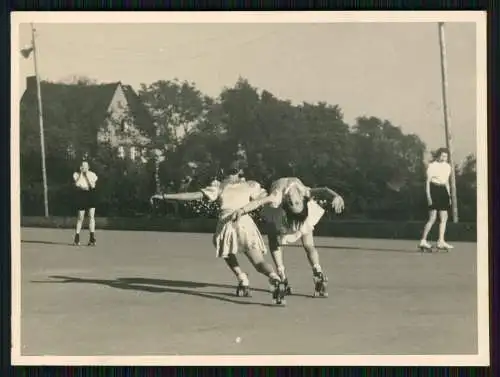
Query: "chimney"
26 75 37 92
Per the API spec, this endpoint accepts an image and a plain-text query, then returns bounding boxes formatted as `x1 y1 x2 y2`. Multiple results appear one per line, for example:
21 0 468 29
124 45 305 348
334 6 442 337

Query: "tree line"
20 77 477 222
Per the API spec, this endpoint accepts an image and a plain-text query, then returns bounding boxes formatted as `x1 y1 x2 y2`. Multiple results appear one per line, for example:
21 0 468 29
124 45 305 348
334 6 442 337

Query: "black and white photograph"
11 11 488 366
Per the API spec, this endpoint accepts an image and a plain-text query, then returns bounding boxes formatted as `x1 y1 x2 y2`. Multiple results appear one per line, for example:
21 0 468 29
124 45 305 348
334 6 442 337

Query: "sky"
17 21 477 162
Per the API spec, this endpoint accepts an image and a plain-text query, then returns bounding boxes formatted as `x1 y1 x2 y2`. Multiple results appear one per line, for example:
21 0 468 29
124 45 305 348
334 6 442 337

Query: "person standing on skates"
419 148 454 252
72 161 98 246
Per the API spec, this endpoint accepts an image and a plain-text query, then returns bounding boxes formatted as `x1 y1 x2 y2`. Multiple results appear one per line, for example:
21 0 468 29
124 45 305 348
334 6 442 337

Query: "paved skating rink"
19 227 478 356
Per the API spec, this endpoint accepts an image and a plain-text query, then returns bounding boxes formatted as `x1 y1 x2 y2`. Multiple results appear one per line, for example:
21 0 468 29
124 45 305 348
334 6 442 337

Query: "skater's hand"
331 195 344 214
427 197 432 206
231 209 245 222
150 193 164 206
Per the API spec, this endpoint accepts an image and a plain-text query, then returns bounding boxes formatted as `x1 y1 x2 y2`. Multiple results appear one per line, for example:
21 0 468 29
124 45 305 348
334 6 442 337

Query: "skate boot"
88 234 96 247
436 241 453 252
313 271 328 298
235 273 251 297
270 276 286 306
418 240 433 253
73 233 80 246
278 268 292 295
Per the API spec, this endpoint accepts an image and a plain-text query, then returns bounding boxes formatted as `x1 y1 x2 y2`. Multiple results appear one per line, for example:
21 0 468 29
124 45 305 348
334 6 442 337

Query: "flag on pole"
20 46 34 59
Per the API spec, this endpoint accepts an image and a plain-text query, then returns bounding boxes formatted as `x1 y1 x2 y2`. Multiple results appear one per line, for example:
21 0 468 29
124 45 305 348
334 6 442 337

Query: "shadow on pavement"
21 240 74 246
289 244 420 254
30 275 309 307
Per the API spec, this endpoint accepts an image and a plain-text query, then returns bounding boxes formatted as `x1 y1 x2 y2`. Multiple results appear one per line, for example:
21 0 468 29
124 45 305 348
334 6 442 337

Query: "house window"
120 119 129 132
118 146 125 159
130 146 136 161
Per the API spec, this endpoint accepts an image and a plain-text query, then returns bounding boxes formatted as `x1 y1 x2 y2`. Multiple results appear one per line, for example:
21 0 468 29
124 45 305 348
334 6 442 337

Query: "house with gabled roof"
20 76 155 162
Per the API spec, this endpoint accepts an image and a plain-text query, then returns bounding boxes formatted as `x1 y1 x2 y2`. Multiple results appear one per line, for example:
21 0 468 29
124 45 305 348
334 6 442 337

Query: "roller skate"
87 234 96 247
283 278 292 295
278 269 292 295
270 277 286 306
73 234 80 246
436 241 453 253
313 271 328 298
235 273 251 297
418 240 433 253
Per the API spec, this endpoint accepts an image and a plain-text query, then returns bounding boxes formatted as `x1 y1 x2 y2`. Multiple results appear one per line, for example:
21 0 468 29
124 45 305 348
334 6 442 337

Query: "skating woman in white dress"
150 162 285 303
232 177 344 296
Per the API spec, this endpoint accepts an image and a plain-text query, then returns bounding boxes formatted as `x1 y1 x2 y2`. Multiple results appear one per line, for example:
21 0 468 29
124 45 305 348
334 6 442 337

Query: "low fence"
21 216 477 242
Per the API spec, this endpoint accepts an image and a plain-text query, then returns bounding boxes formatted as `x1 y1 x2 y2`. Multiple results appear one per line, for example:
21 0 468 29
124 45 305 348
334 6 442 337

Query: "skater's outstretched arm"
150 191 204 204
309 187 345 214
231 191 280 221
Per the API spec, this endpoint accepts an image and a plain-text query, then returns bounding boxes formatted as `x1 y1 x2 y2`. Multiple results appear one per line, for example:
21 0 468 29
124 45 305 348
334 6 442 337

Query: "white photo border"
10 10 489 366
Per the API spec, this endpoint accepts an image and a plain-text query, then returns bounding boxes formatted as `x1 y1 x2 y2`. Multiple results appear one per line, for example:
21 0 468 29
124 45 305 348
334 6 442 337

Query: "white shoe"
437 241 454 250
419 240 431 249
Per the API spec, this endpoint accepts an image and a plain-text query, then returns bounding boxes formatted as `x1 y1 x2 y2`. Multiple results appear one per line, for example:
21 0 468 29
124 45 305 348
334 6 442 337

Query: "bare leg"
438 210 448 243
224 254 247 281
301 232 322 273
87 208 96 245
76 210 85 234
421 210 437 243
74 210 85 245
244 247 280 281
268 229 286 278
88 208 96 232
302 232 328 297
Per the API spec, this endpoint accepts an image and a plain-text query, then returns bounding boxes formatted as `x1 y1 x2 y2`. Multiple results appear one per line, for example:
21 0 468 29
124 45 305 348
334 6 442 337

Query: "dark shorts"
429 183 450 211
75 189 98 211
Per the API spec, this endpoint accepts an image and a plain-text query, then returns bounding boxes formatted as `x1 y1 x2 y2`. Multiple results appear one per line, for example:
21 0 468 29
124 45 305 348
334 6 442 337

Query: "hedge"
21 216 477 242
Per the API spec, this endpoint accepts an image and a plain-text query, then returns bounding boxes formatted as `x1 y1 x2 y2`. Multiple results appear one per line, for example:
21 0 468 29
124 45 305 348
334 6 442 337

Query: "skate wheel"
313 291 319 297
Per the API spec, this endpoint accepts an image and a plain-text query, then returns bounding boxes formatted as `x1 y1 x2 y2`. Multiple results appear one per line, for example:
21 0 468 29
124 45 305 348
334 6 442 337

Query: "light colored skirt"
261 200 325 236
213 214 267 258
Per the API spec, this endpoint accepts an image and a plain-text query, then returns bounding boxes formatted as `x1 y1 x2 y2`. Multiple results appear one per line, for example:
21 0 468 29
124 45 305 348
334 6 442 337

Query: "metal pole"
31 24 49 217
155 158 160 194
438 22 458 223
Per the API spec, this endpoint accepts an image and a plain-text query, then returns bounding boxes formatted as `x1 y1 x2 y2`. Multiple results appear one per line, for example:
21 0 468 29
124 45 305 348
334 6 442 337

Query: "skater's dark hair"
433 148 449 160
225 160 246 176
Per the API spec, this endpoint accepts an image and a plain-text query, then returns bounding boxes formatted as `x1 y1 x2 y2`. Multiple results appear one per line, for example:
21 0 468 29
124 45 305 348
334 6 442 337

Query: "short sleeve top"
201 180 267 218
73 171 98 190
426 162 451 185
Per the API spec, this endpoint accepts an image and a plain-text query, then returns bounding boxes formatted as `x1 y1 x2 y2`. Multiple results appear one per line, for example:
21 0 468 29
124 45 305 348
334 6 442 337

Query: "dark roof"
20 77 154 136
121 84 155 136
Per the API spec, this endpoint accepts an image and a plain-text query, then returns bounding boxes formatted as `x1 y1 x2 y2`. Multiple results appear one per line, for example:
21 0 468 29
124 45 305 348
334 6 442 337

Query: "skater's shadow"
289 244 419 254
30 276 295 307
21 240 74 246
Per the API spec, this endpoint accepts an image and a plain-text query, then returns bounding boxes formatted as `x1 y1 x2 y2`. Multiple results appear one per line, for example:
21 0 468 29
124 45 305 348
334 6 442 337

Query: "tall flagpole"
438 22 458 223
31 23 49 217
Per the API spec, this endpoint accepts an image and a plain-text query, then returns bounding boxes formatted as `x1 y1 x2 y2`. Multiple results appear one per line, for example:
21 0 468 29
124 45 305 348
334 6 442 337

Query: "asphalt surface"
18 228 478 356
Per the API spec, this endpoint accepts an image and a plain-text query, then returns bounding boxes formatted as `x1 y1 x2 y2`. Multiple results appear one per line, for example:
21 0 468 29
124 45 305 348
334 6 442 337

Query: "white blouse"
73 171 98 191
201 180 266 219
426 161 451 185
